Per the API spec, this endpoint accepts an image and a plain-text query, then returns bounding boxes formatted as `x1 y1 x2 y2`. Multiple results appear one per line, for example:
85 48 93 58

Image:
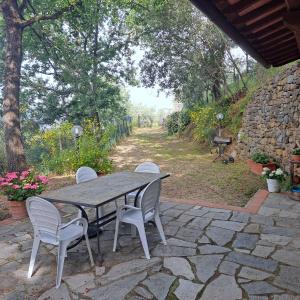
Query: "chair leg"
155 213 167 245
56 242 68 288
113 219 120 252
85 234 94 267
27 236 40 278
131 224 137 237
136 222 150 259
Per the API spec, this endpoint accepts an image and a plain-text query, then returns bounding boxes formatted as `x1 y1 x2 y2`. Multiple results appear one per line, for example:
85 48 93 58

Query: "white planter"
267 179 280 193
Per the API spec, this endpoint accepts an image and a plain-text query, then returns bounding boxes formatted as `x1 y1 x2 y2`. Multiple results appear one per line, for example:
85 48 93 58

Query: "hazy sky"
128 46 246 111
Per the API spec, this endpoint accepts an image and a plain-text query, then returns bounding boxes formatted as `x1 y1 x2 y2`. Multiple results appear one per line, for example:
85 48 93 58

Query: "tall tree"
0 0 79 171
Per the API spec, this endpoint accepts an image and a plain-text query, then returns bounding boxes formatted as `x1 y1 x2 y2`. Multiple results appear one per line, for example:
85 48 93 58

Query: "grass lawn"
111 127 265 207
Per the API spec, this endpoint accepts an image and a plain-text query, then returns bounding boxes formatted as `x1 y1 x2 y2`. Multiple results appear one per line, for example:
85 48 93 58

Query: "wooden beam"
241 12 283 34
283 11 300 52
272 53 300 66
261 41 298 56
264 47 299 60
285 0 300 11
255 35 295 51
223 0 272 16
231 2 285 26
253 31 294 47
190 0 270 67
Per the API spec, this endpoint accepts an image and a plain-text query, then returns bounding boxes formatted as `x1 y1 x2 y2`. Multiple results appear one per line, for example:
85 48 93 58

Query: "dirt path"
111 127 265 207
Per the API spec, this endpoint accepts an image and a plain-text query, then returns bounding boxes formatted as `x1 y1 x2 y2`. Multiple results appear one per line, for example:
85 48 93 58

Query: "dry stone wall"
238 62 300 169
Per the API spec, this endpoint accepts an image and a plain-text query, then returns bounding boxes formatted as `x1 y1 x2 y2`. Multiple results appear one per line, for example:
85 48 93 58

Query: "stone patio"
1 193 300 300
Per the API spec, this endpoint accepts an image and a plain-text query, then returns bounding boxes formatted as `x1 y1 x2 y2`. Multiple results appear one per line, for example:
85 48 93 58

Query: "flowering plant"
0 170 48 201
261 167 285 182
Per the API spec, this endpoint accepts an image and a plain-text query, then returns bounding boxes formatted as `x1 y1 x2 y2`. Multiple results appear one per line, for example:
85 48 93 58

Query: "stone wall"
238 62 300 169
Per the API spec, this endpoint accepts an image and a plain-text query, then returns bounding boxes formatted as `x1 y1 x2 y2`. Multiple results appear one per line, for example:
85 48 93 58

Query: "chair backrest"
139 179 161 219
135 162 160 174
76 166 97 184
26 197 61 244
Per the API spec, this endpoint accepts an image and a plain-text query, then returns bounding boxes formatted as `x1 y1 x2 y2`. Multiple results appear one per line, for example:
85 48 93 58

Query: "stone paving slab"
1 193 300 299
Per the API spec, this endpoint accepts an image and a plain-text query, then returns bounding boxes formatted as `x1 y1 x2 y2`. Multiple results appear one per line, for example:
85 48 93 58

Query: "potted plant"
292 148 300 162
0 170 48 220
261 167 285 193
247 152 276 176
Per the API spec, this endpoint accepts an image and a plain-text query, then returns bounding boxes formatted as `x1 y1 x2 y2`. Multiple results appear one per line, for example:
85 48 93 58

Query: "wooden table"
43 171 170 259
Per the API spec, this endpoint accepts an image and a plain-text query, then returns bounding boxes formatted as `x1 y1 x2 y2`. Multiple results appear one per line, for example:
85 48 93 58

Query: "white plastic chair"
113 178 167 259
26 197 94 288
76 167 104 219
76 166 98 184
127 162 160 203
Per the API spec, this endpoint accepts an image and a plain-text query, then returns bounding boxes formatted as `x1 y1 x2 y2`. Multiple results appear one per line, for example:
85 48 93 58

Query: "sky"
127 46 246 111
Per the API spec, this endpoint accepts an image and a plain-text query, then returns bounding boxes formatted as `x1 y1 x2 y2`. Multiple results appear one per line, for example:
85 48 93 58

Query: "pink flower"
6 172 18 180
23 184 31 190
12 184 20 189
30 184 38 190
0 181 9 187
36 175 48 185
21 170 30 177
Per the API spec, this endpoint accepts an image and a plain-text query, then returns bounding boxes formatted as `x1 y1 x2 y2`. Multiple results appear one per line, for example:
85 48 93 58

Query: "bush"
165 112 180 135
251 152 270 164
165 110 191 135
190 105 218 142
27 120 115 175
178 110 191 133
292 148 300 155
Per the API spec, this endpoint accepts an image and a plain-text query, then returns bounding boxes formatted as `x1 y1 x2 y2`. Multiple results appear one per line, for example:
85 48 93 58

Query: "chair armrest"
119 204 140 211
59 217 88 234
117 204 141 219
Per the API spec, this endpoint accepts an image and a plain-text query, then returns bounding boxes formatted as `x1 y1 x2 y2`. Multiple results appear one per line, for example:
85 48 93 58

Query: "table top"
43 171 169 208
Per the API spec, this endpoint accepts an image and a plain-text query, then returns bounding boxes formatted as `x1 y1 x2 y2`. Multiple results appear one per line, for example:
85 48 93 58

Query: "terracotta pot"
292 154 300 162
246 159 277 176
8 200 28 220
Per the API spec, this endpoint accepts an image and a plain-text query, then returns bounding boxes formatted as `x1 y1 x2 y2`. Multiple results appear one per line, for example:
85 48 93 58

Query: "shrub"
178 110 191 133
292 148 300 155
165 112 180 135
190 106 218 142
41 132 113 175
251 152 270 164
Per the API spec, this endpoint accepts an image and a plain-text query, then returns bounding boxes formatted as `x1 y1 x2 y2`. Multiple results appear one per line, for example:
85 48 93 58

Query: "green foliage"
165 110 191 135
26 118 133 175
190 106 218 142
251 152 270 164
42 135 112 175
165 112 179 135
178 110 191 133
292 148 300 155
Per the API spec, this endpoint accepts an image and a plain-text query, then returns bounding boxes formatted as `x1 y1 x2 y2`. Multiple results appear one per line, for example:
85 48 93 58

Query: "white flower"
262 171 266 176
275 169 283 175
263 167 270 172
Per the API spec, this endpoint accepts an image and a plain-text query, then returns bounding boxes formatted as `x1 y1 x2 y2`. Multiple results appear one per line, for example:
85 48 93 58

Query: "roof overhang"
191 0 300 68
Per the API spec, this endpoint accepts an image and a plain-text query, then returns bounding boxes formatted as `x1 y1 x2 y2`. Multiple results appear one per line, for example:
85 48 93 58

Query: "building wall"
238 62 300 169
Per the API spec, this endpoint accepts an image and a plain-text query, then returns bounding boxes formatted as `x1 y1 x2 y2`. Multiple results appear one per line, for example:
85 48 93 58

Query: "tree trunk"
1 0 26 172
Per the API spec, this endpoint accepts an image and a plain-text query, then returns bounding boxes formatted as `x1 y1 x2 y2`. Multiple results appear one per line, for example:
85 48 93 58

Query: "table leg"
95 207 102 263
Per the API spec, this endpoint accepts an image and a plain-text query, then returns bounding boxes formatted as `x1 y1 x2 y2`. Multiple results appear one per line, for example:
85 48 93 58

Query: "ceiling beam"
283 11 300 52
190 0 270 67
231 2 285 26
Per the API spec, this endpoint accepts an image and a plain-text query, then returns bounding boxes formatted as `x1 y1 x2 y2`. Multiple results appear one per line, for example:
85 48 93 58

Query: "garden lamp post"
71 125 83 162
216 113 224 136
